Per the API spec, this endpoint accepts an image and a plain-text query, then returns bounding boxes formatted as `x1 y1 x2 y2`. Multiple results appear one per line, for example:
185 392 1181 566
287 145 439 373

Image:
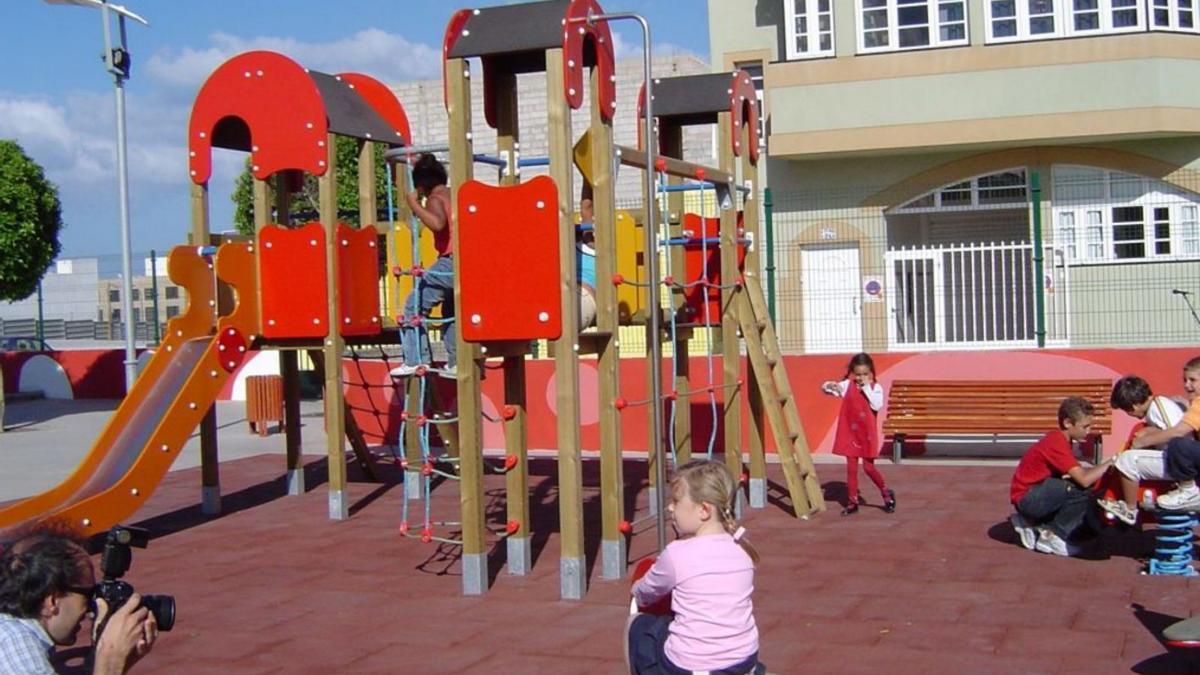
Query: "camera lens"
140 595 175 632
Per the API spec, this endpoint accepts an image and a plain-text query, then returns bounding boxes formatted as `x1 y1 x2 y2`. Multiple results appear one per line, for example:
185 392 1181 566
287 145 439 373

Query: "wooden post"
320 133 348 520
660 127 691 468
737 120 767 508
591 66 625 580
274 174 305 495
716 111 744 505
446 57 488 596
191 181 221 515
493 69 533 577
547 47 585 600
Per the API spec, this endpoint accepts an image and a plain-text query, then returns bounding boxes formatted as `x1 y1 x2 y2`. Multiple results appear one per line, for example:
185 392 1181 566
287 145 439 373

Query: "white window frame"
895 168 1028 213
784 0 836 59
1150 0 1200 32
985 0 1145 43
856 0 970 54
1052 166 1200 264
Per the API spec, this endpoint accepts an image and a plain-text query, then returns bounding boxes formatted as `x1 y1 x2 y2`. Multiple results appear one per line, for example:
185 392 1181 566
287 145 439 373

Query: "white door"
801 246 862 353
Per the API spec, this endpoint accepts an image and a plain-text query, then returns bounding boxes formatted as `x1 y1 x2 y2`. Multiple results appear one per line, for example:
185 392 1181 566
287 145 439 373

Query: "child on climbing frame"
392 153 456 379
627 459 761 675
821 352 894 516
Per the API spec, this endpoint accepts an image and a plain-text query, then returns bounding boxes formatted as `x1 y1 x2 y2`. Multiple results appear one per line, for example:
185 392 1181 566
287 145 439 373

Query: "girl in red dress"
821 352 895 516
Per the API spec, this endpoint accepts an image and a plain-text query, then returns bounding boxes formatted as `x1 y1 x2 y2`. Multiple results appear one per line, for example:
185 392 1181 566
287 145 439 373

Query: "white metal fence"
885 241 1070 350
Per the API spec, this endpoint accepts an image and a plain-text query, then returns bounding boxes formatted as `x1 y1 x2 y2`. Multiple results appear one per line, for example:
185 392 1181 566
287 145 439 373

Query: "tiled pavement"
42 456 1200 673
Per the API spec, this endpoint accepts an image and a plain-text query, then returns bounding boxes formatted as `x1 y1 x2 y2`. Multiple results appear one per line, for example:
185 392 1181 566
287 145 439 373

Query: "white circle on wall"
18 355 74 399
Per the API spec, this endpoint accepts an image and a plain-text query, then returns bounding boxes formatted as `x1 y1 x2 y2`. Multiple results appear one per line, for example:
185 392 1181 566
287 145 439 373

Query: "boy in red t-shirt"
1009 397 1115 556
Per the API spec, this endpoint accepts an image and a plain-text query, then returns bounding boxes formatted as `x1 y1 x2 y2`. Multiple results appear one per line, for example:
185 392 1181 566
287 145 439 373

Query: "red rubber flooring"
55 456 1200 673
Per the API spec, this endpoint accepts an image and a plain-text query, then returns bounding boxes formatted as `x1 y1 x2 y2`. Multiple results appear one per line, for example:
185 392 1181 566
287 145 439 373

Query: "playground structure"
0 0 824 602
0 50 410 535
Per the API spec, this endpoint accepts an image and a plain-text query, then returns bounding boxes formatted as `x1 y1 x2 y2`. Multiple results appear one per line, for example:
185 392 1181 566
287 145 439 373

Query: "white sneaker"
1034 527 1071 556
1010 513 1038 550
1157 485 1200 511
389 364 419 377
1098 498 1139 526
438 365 457 379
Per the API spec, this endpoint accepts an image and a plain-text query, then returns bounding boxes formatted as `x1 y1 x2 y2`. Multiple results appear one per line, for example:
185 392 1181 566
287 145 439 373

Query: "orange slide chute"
0 242 260 538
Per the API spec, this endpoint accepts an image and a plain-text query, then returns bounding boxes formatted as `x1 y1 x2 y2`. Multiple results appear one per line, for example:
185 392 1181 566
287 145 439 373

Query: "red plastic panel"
681 213 746 326
189 51 329 184
457 176 562 342
336 224 382 337
337 73 411 147
259 223 329 338
564 0 616 120
441 9 473 114
729 70 760 165
214 327 249 373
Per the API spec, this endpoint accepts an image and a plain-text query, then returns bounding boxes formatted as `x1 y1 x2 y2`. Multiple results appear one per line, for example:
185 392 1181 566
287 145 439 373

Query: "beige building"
710 0 1200 353
98 276 184 327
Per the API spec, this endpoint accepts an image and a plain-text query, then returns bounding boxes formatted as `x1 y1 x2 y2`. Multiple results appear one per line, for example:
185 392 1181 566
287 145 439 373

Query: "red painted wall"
344 347 1199 460
0 350 134 398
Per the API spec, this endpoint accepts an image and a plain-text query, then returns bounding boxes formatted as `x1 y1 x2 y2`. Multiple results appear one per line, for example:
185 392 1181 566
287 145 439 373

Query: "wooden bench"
882 379 1113 464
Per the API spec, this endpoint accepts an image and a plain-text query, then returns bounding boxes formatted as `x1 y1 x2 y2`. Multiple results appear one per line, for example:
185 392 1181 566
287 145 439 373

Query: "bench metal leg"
893 435 903 465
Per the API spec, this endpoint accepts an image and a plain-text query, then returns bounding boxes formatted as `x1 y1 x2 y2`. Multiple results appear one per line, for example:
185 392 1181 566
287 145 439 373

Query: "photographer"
0 523 157 674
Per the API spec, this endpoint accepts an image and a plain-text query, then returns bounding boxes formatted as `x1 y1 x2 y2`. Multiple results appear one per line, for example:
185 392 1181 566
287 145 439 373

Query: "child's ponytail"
718 504 761 564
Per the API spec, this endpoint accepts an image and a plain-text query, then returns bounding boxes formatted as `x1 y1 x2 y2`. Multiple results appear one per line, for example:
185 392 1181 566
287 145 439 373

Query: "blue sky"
0 1 710 259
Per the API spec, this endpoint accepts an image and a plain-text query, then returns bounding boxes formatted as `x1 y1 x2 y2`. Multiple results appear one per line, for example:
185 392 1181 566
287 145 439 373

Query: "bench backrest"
882 379 1113 434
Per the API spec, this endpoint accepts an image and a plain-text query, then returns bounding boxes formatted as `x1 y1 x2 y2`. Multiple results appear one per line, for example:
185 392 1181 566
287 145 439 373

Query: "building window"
108 289 119 302
735 61 767 152
896 168 1028 212
131 289 140 301
857 0 968 53
1151 0 1200 32
986 0 1144 42
111 309 121 322
1052 165 1200 264
165 286 179 300
133 308 141 323
166 305 180 319
785 0 835 59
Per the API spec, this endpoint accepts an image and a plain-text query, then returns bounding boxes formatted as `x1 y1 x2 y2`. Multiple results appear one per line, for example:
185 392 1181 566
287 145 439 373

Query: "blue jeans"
1016 477 1095 541
400 255 455 368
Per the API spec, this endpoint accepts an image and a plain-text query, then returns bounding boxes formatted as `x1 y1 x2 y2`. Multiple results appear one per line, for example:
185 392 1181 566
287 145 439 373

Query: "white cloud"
145 28 442 89
609 31 701 63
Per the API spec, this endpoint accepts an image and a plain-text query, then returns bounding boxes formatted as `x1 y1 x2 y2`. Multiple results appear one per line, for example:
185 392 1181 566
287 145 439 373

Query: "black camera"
94 526 175 632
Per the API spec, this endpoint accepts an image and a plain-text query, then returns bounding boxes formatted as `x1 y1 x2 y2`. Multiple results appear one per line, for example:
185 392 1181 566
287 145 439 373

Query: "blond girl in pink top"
627 460 763 675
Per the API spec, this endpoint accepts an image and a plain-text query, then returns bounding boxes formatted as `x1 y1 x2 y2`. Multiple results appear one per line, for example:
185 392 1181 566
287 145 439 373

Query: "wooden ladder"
735 274 825 517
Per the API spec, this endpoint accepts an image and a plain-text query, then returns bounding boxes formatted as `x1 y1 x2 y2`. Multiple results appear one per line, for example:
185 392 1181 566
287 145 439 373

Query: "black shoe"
883 489 897 513
841 502 859 516
856 492 865 505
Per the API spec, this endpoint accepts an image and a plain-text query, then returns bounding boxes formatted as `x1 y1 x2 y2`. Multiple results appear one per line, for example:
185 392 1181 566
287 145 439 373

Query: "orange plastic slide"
0 242 259 538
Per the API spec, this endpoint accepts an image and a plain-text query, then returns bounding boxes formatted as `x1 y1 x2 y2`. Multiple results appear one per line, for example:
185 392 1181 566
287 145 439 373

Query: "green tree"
231 136 392 235
0 140 63 302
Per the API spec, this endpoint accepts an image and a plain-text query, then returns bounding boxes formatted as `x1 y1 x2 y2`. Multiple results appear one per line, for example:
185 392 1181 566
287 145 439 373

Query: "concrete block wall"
392 53 716 206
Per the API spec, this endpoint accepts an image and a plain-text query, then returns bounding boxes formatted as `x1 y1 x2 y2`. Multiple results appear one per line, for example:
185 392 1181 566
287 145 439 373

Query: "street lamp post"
46 0 148 391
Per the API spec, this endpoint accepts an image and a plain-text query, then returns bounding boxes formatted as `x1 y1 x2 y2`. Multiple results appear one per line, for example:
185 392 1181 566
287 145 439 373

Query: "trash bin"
246 374 284 436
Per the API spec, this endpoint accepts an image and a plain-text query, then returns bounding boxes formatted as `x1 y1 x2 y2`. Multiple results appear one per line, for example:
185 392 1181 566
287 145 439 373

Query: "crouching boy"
1009 397 1114 556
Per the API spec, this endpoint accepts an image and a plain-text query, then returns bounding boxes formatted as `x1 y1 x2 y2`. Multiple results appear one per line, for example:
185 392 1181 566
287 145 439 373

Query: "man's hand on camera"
92 593 158 674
